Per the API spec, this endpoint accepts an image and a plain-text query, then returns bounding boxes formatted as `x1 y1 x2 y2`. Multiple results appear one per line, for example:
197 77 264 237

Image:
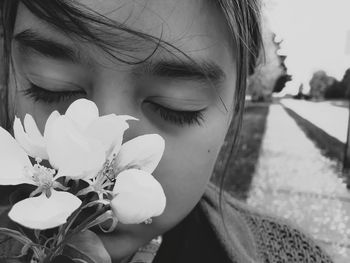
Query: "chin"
97 221 161 261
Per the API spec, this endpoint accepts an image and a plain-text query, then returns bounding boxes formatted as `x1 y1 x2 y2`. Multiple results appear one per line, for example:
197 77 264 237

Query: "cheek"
153 109 230 232
151 80 236 233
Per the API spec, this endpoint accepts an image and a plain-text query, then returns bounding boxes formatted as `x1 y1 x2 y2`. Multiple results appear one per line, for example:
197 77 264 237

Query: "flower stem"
48 204 111 260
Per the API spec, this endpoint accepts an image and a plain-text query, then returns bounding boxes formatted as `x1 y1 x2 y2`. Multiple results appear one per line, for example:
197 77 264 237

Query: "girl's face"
11 0 236 260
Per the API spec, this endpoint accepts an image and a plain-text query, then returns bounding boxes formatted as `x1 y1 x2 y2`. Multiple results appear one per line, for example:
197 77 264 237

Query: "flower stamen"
104 154 117 182
28 160 58 197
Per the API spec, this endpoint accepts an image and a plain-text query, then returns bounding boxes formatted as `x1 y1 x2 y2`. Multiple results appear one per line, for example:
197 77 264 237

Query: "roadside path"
247 104 350 263
280 99 348 143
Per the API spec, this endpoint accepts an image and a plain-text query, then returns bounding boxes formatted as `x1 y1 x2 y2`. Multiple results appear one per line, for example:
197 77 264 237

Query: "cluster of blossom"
0 99 166 262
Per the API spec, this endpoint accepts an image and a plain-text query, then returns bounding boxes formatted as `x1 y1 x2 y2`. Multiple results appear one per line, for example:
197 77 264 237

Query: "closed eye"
145 101 205 126
22 83 87 103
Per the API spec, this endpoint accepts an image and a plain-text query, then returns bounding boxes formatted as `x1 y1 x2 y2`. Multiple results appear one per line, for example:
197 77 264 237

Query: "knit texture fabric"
128 236 162 263
200 182 334 263
154 182 334 263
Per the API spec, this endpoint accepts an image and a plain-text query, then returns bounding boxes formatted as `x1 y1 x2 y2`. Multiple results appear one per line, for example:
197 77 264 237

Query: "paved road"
280 99 348 143
247 104 350 263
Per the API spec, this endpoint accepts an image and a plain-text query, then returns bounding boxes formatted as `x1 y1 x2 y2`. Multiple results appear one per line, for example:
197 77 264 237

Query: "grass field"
212 102 270 200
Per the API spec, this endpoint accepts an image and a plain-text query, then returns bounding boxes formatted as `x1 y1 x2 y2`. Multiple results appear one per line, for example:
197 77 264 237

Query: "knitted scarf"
153 182 334 263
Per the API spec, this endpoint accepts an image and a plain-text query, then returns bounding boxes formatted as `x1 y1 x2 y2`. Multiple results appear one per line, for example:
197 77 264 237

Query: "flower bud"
111 169 166 224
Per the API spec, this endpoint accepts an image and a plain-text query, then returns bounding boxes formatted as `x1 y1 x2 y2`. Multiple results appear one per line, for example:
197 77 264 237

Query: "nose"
89 82 142 142
93 90 136 117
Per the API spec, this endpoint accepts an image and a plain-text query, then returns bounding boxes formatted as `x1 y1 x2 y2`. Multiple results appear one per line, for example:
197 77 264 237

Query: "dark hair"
0 0 262 260
0 0 262 129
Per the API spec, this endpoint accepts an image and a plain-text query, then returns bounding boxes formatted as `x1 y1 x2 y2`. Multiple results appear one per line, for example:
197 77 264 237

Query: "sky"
264 0 350 95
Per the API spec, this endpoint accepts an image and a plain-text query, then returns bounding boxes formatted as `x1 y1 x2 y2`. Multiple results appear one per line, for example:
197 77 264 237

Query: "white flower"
0 126 81 230
106 134 166 224
44 99 137 179
81 133 167 224
13 114 48 160
2 99 135 229
2 98 166 228
13 99 136 180
8 191 82 230
112 134 165 174
111 169 166 224
80 133 165 197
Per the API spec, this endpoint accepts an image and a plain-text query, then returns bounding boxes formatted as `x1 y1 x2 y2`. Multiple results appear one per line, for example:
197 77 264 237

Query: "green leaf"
0 228 31 262
63 230 111 263
0 207 27 262
0 228 33 246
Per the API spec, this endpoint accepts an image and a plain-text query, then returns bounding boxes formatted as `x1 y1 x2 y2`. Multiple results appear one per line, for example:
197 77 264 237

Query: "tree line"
309 69 350 100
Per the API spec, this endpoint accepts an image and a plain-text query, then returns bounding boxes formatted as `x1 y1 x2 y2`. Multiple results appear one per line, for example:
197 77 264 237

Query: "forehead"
77 0 223 40
14 0 232 57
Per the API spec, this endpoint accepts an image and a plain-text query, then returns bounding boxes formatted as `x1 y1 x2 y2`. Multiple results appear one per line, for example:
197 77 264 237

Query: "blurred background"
212 0 350 262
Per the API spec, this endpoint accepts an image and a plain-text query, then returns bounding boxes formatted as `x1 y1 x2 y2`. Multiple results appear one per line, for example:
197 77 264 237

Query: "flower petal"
46 116 105 179
111 169 166 224
0 126 34 185
8 191 82 230
13 117 48 160
115 115 138 122
44 110 61 139
23 114 45 144
85 114 133 157
65 99 99 130
0 126 31 165
114 134 165 174
0 161 35 185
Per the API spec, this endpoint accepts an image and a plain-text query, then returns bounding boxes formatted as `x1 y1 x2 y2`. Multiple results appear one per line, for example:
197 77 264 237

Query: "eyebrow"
14 30 226 85
14 29 80 63
134 60 226 86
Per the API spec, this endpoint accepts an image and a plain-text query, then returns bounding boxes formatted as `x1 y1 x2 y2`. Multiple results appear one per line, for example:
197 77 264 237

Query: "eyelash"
147 102 204 126
23 83 204 127
23 83 86 104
